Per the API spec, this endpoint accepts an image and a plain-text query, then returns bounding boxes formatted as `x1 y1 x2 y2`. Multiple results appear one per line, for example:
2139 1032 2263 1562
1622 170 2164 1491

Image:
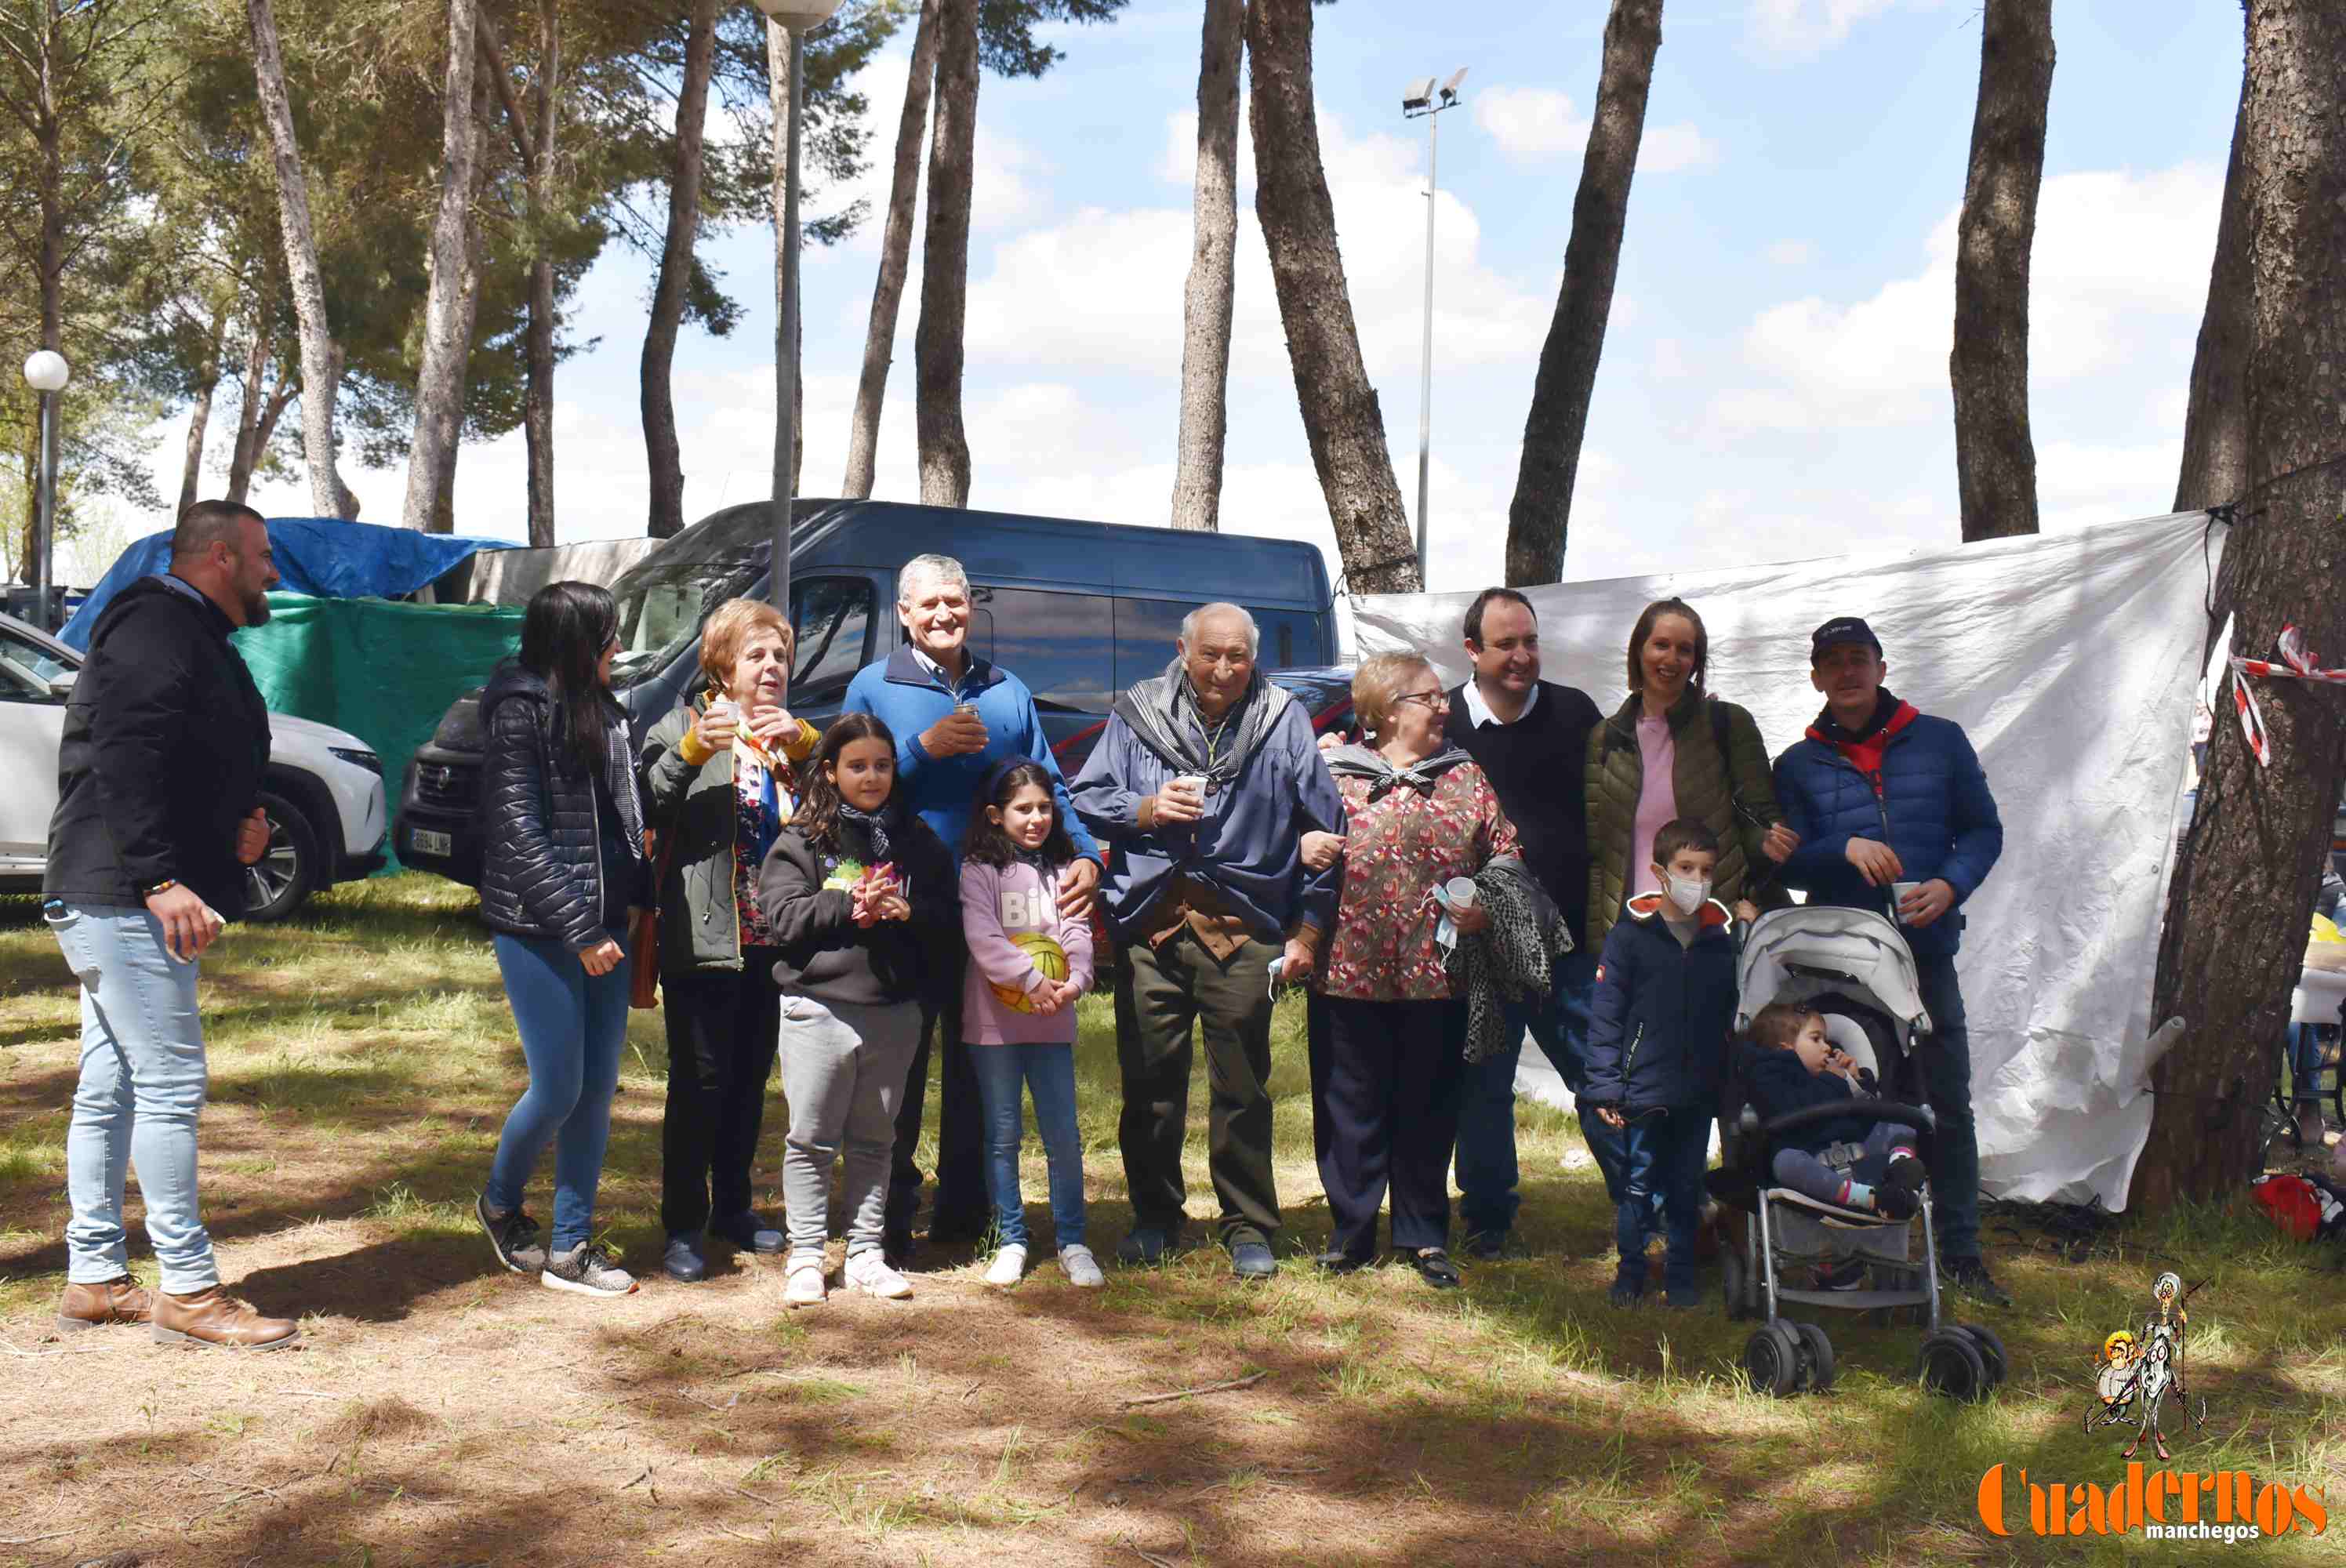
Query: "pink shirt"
959 859 1097 1046
1629 714 1677 897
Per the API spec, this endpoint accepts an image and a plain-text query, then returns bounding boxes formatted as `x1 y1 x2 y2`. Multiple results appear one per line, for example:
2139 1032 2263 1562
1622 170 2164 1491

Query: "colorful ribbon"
2226 626 2346 768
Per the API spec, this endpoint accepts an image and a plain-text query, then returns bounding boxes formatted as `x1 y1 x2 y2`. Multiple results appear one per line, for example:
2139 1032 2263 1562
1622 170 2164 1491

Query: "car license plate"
410 829 453 857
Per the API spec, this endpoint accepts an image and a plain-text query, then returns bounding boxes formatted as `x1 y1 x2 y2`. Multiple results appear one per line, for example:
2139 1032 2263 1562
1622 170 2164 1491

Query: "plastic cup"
1443 877 1479 910
1891 880 1920 924
1172 773 1208 801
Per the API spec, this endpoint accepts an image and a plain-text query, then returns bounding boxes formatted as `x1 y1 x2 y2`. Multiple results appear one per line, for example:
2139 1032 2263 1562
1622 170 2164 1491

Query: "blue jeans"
1616 1106 1711 1291
1456 947 1597 1236
969 1042 1086 1249
2288 1024 2333 1106
49 903 219 1294
485 932 633 1252
1915 951 1981 1258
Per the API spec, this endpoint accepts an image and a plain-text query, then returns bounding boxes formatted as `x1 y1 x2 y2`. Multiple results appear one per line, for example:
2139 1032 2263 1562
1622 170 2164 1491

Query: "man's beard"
242 587 272 626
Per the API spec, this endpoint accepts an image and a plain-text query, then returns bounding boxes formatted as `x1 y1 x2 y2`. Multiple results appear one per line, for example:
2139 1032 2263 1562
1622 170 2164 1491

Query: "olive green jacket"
1584 688 1785 948
641 702 815 976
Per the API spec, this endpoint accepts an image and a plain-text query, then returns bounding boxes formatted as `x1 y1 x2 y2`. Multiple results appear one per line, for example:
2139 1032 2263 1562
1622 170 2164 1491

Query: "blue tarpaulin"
58 517 512 649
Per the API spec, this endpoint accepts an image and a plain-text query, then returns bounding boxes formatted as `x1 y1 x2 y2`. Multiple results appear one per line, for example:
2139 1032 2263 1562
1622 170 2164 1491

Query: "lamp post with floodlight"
1400 67 1465 586
754 0 843 619
23 349 69 631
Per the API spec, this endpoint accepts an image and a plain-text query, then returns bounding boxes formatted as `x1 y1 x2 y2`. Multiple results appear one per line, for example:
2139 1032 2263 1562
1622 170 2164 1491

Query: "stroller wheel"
1743 1322 1803 1398
1795 1321 1836 1392
1956 1323 2007 1388
1917 1328 1991 1402
1721 1248 1750 1321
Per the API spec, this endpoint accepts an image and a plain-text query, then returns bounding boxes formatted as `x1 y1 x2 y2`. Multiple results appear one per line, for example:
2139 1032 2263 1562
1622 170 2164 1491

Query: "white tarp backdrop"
1353 509 2224 1210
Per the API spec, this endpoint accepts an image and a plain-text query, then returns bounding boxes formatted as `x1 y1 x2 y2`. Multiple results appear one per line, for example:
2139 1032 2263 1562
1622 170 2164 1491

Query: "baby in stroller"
1743 1001 1928 1221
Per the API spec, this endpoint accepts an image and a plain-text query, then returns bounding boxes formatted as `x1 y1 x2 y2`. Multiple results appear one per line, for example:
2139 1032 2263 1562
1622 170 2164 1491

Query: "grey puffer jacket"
476 661 648 953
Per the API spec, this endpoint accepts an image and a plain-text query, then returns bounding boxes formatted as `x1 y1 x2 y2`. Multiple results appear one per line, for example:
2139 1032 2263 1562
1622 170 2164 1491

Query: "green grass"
2 875 2343 1566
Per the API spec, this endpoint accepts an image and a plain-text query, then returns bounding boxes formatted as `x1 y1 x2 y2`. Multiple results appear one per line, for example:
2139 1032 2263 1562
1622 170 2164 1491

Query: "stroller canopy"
1737 906 1930 1037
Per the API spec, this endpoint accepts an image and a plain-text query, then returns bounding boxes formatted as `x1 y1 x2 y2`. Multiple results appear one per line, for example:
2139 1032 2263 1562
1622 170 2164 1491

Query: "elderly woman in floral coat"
1311 651 1519 1289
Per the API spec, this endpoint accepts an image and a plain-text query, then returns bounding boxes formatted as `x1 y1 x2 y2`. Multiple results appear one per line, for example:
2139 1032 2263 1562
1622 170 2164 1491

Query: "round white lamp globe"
752 0 843 27
23 350 70 394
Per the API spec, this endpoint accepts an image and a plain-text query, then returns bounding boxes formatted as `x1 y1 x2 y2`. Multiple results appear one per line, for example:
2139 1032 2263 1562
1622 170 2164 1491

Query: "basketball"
992 931 1069 1013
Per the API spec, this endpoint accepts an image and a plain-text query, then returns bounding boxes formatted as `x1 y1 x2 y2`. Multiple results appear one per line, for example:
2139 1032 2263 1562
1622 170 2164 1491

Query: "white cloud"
1747 0 1945 60
1474 86 1585 160
1473 87 1715 176
1763 239 1814 265
1640 122 1720 174
1710 162 2222 434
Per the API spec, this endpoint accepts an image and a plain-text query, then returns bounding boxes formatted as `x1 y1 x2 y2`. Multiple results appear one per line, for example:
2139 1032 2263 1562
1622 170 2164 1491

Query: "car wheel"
243 790 319 923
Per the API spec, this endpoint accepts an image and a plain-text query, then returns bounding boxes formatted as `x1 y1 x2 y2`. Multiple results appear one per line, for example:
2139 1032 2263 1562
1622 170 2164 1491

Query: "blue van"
397 498 1338 886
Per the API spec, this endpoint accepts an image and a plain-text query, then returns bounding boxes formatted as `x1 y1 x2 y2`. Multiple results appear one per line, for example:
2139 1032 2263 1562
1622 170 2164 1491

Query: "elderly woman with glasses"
1309 651 1519 1288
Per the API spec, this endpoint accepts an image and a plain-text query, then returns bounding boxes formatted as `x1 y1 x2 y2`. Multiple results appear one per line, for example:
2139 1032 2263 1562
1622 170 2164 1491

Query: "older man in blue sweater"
843 553 1102 1260
1072 604 1345 1280
1772 615 2007 1306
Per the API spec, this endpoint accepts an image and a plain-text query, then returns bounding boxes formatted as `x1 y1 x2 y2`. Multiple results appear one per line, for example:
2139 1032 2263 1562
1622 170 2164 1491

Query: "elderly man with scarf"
1071 603 1346 1279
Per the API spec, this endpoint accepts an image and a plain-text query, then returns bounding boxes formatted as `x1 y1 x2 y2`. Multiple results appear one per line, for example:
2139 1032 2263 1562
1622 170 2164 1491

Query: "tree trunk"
525 0 560 547
842 0 940 499
178 299 232 517
1950 0 2052 543
2174 45 2252 515
401 0 485 532
1247 0 1417 592
914 0 979 508
2136 0 2346 1210
1168 0 1243 533
642 0 721 538
31 6 61 590
246 0 348 517
1502 0 1661 587
227 324 270 503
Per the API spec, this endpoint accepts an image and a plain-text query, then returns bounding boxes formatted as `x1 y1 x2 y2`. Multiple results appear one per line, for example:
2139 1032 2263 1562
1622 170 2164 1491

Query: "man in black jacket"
1440 588 1607 1257
43 499 299 1349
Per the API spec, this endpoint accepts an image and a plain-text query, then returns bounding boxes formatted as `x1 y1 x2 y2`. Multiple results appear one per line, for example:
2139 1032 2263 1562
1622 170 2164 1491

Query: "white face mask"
1664 873 1711 916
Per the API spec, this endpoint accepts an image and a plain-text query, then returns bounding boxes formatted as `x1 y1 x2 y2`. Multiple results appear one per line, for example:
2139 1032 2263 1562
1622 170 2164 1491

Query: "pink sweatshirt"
959 859 1097 1045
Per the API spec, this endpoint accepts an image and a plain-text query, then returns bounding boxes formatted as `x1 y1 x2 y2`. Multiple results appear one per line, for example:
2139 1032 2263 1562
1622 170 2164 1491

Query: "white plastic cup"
1444 877 1478 910
1172 773 1208 801
1891 880 1920 924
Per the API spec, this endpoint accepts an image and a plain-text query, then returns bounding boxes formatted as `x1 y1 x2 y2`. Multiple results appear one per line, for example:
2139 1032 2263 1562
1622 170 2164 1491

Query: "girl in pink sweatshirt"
960 761 1099 1287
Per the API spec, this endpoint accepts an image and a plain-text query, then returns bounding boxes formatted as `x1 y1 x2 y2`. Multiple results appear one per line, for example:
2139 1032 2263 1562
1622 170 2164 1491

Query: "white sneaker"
985 1244 1028 1286
844 1249 912 1300
784 1258 826 1308
1059 1244 1105 1288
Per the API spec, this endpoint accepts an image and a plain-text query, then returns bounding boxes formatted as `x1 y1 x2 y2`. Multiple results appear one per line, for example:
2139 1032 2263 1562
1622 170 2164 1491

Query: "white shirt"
911 644 969 690
1459 677 1539 729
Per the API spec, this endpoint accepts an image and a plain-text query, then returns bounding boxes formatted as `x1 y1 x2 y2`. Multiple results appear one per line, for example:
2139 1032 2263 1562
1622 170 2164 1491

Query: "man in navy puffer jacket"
1771 615 2007 1305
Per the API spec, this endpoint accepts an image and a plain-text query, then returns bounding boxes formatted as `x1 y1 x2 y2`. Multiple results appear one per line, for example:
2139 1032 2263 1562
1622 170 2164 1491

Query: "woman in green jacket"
639 597 819 1284
1584 597 1798 949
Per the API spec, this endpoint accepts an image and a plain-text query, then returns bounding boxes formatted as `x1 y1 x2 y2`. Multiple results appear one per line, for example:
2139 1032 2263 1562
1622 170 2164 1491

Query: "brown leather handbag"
630 828 674 1010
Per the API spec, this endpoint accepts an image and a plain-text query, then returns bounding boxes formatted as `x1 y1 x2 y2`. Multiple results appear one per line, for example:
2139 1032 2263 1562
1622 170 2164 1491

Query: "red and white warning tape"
2228 625 2346 768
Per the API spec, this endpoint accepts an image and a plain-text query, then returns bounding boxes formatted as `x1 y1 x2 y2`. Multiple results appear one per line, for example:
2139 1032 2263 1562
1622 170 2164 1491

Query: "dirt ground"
0 880 2341 1568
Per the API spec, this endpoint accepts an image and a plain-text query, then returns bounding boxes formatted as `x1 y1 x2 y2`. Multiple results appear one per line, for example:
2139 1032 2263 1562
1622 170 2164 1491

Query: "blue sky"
177 0 2242 595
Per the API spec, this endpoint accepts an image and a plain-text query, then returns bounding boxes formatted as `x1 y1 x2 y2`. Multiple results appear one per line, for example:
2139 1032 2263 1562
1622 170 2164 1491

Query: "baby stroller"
1709 906 2006 1401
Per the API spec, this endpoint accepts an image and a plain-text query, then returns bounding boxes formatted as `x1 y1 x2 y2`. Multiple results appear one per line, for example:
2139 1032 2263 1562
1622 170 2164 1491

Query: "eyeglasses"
1393 689 1450 710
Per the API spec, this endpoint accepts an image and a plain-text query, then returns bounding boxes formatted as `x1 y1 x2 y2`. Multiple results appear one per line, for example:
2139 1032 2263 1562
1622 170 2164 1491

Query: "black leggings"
659 956 783 1236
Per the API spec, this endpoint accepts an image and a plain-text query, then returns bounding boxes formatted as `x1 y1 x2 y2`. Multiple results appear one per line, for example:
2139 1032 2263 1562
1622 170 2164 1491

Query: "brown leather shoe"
151 1287 300 1351
56 1276 154 1332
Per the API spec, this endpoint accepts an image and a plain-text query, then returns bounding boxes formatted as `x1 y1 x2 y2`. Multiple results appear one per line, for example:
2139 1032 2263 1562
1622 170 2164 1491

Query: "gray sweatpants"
779 994 924 1261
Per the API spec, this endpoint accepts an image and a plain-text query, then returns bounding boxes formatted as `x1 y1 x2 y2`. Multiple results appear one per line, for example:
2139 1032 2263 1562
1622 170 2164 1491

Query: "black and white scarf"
1113 655 1295 793
837 802 892 862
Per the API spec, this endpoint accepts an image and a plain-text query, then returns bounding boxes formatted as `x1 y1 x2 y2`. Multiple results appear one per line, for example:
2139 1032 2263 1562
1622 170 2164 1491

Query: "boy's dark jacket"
1738 1040 1876 1155
757 807 955 1007
45 575 269 917
1582 893 1738 1113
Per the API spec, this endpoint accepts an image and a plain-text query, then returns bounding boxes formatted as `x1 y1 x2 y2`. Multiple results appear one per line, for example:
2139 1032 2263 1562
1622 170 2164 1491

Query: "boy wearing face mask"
1582 819 1738 1308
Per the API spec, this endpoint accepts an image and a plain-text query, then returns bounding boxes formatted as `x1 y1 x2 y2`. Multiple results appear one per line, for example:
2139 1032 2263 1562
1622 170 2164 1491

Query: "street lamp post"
1400 67 1465 587
23 350 69 631
754 0 844 619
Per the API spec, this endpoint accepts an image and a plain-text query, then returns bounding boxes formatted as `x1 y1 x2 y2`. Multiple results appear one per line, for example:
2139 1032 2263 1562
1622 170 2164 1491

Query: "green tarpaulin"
234 593 521 872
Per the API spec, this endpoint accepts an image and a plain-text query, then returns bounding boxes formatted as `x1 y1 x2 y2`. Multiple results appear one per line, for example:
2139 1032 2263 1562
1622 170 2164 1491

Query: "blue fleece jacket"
842 646 1102 866
1069 692 1345 944
1582 894 1739 1114
1738 1041 1880 1155
1770 703 2003 958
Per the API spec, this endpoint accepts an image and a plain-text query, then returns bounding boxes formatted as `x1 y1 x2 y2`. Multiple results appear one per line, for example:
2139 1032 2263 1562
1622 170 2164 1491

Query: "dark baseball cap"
1810 616 1883 661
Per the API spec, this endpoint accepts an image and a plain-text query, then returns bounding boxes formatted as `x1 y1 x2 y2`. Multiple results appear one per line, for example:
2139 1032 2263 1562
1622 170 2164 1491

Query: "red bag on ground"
2253 1174 2326 1241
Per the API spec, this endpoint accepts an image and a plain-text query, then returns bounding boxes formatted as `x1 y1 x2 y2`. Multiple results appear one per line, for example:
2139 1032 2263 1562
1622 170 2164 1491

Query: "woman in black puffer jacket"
473 581 649 1300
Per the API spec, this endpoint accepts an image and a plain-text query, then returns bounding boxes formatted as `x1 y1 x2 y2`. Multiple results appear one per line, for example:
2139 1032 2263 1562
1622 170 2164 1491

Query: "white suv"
0 610 388 920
